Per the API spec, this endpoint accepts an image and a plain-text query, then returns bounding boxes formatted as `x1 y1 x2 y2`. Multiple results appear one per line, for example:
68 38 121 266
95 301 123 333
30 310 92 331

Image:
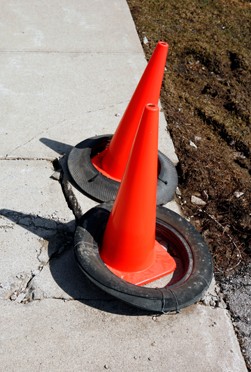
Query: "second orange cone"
100 104 176 285
92 41 168 181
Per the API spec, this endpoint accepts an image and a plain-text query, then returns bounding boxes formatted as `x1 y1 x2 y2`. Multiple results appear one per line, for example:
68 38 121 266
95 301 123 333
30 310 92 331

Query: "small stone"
234 191 244 198
15 292 26 303
194 136 202 141
50 171 61 181
202 297 210 306
115 113 121 117
191 195 206 206
189 140 197 149
209 299 216 307
104 364 109 369
176 187 182 197
143 36 149 44
10 292 17 301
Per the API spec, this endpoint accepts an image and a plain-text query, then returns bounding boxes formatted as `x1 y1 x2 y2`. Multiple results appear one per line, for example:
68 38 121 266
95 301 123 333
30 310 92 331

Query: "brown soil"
127 0 251 276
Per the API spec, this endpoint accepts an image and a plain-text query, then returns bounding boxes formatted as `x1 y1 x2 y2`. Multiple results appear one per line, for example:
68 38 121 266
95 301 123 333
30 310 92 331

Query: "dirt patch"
127 0 251 274
127 0 251 368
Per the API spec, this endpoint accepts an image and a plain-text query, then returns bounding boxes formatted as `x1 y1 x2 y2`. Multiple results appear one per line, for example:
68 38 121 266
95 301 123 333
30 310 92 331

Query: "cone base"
92 149 121 182
103 240 176 286
67 135 178 205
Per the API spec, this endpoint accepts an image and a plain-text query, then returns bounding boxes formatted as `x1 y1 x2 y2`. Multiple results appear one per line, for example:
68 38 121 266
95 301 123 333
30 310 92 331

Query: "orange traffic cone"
100 104 176 285
92 41 168 181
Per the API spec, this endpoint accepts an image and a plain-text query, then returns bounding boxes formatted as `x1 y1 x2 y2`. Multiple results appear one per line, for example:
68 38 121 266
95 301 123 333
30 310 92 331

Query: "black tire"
74 202 213 313
67 135 178 205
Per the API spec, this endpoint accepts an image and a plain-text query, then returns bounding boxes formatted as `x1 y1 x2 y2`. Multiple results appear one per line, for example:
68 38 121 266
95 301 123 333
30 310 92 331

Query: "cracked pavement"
0 0 248 371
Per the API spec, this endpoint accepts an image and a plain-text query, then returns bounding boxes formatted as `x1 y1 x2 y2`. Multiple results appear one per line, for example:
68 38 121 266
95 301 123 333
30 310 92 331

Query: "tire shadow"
0 209 149 316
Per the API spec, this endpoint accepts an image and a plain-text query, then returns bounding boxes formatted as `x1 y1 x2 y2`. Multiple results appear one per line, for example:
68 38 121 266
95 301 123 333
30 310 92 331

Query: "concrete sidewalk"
0 1 247 371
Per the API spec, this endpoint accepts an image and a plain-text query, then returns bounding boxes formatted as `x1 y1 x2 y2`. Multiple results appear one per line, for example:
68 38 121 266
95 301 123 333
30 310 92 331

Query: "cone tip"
146 103 159 112
158 41 168 48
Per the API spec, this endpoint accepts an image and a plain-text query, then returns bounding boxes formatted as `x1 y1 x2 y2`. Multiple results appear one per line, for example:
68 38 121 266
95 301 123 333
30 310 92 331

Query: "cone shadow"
40 137 73 156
